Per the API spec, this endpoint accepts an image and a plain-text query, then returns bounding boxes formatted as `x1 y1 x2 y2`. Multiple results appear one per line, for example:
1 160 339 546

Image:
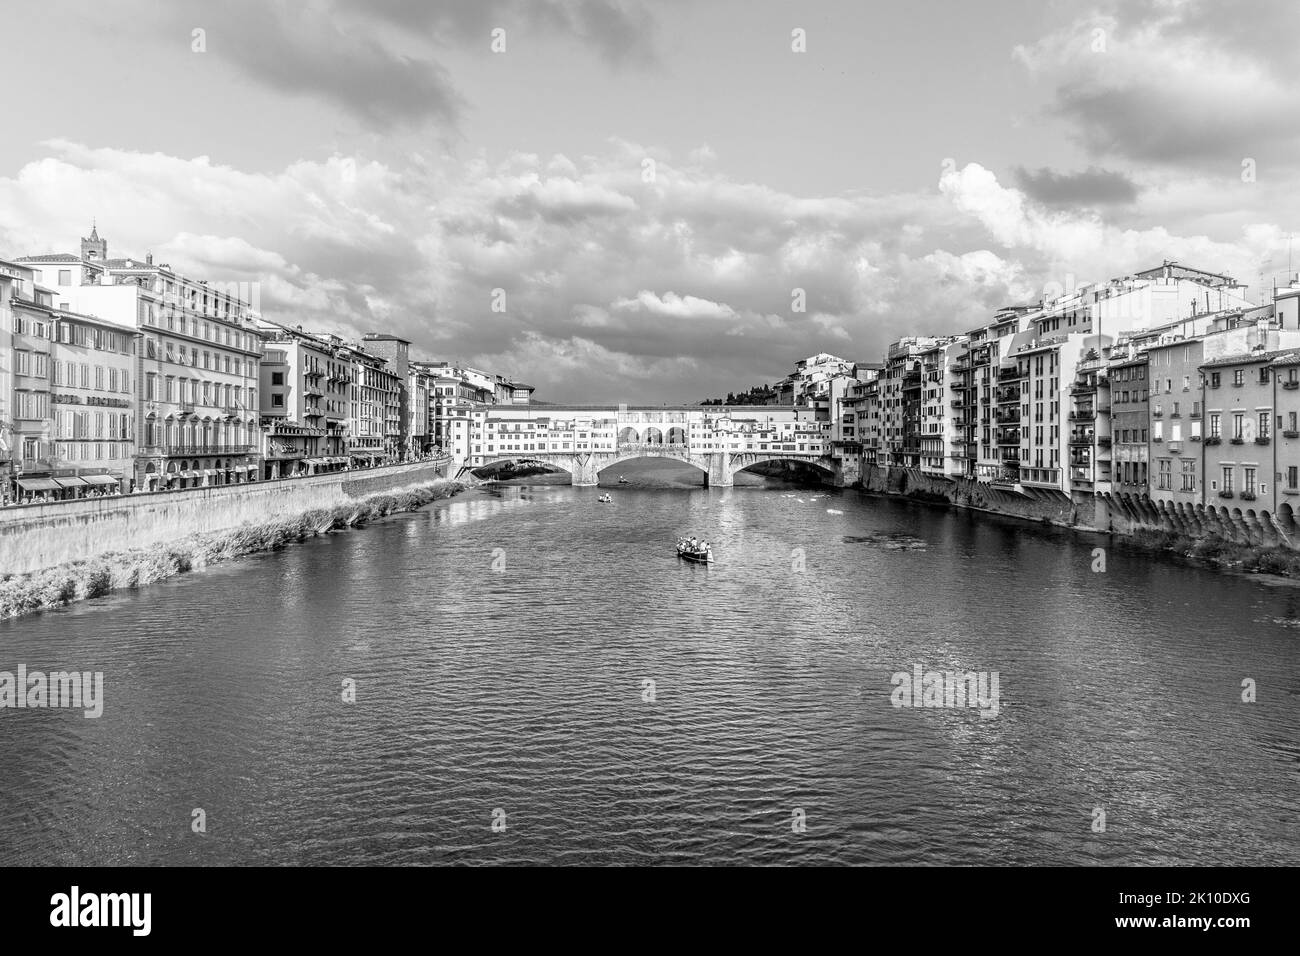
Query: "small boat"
597 493 613 503
617 475 630 484
676 542 713 564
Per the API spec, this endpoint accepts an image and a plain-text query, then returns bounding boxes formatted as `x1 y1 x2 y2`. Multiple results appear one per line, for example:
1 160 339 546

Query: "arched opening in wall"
1279 502 1296 535
643 427 664 445
598 457 705 488
734 457 836 489
472 459 571 484
617 427 638 445
666 426 686 445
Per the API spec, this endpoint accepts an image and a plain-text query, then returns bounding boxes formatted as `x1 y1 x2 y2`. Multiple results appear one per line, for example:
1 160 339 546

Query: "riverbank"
856 474 1300 579
0 479 465 620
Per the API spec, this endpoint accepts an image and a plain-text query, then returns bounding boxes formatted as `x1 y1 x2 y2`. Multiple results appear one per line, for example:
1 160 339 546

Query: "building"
1107 351 1150 498
19 229 265 490
361 334 412 459
1201 350 1280 512
346 344 400 465
1 258 139 501
257 323 352 479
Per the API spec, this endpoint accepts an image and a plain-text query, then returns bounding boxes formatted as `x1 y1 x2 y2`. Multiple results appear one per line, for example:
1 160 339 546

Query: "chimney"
146 252 153 265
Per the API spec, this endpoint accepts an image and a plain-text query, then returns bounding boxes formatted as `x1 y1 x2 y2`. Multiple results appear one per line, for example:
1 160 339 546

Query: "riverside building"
257 323 352 479
20 228 265 491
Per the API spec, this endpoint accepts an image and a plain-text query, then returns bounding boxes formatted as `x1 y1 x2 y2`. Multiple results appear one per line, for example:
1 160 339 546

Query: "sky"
2 0 1299 402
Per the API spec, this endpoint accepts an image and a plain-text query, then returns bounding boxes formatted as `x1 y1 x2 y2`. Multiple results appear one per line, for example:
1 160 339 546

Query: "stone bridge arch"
728 454 838 481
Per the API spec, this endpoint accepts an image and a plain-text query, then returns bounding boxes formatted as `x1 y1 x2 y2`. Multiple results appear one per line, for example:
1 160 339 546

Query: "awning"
83 475 120 486
203 469 216 477
245 464 257 472
17 477 61 492
53 476 89 489
182 470 197 479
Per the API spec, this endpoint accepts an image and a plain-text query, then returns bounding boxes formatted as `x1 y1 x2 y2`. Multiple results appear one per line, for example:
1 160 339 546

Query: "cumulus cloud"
4 136 1296 403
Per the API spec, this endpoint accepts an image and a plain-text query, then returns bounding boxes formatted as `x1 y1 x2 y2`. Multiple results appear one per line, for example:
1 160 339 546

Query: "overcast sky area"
2 0 1299 402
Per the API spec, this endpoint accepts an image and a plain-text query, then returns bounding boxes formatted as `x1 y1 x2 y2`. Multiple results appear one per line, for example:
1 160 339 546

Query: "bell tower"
80 220 107 261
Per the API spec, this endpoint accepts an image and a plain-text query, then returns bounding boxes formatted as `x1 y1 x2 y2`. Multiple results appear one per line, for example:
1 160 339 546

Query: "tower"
80 221 107 261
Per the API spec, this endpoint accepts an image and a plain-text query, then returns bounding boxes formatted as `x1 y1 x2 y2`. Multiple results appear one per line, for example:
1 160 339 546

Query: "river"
1 459 1297 865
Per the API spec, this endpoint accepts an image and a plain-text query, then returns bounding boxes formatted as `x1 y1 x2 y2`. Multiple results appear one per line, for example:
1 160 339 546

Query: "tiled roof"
1200 348 1291 369
14 253 82 263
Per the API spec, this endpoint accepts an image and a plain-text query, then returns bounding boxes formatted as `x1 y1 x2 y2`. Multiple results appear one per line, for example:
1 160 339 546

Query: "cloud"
155 0 663 131
611 291 737 320
4 138 1298 404
1015 2 1300 171
1013 166 1139 207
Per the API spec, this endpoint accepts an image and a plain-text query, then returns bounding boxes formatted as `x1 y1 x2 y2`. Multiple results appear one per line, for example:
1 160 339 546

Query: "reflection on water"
0 459 1296 865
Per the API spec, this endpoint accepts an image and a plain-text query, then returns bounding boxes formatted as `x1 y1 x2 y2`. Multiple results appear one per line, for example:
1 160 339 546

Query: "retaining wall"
858 464 1299 550
0 459 449 576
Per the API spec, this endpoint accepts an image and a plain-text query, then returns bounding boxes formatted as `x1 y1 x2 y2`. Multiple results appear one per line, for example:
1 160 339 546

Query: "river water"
1 460 1297 865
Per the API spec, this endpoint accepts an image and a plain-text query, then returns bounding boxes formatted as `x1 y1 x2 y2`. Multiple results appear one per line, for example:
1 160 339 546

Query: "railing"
1284 381 1300 390
162 444 253 456
616 443 692 454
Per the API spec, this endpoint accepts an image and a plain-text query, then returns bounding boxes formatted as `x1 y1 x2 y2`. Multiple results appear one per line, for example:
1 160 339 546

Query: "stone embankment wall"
857 464 1298 550
0 460 449 576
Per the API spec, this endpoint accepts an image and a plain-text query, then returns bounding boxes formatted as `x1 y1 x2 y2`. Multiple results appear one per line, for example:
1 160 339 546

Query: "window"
1289 466 1298 490
58 269 71 285
1233 369 1244 386
1211 372 1221 388
1245 467 1257 495
271 372 285 386
1233 413 1244 439
1260 412 1271 438
1222 467 1234 492
1158 459 1172 490
271 394 285 408
1210 413 1221 437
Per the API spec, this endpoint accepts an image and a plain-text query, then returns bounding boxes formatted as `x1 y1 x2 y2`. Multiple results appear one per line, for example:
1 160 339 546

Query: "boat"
597 493 613 503
617 475 630 484
676 542 713 564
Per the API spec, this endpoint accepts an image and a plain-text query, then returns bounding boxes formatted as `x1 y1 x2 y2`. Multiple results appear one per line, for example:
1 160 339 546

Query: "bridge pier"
707 452 733 488
570 454 600 486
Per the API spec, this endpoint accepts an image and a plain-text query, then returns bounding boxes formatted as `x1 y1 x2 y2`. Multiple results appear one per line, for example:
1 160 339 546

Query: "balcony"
1068 432 1095 446
1240 491 1257 501
1205 436 1222 445
1068 411 1096 422
1153 436 1163 443
1256 436 1271 445
1167 441 1182 453
1151 410 1163 418
1284 380 1300 390
1097 436 1112 448
1230 437 1244 445
1284 429 1300 438
1219 490 1234 499
178 402 196 417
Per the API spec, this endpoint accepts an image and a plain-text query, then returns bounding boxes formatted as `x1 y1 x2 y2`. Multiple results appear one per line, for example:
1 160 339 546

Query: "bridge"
456 404 851 487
